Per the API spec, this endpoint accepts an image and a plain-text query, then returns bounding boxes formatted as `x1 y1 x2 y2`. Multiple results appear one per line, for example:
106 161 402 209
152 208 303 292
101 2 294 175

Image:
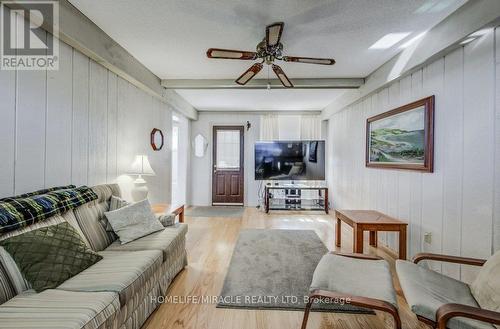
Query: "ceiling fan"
206 22 336 88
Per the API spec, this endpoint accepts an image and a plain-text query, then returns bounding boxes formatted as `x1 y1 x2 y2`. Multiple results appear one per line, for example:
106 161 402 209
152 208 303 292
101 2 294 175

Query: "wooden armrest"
330 251 383 260
309 290 401 328
412 253 486 266
436 303 500 329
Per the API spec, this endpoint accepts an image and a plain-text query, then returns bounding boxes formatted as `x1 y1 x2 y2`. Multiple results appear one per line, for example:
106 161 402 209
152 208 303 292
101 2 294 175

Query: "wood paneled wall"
0 15 172 204
327 29 499 283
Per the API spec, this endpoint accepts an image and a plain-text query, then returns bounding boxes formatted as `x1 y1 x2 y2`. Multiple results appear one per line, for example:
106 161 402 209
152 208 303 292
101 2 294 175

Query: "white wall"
188 113 323 207
189 113 261 206
327 29 500 283
0 24 172 204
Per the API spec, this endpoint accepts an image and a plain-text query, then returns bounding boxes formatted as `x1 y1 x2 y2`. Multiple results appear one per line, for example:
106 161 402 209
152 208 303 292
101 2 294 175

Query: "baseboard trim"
212 203 244 206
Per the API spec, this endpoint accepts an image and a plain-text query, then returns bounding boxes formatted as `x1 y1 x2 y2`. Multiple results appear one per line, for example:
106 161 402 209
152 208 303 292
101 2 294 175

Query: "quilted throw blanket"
0 186 98 234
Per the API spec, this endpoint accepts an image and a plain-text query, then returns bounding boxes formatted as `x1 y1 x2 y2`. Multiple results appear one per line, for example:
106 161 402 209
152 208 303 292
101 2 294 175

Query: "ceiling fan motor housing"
256 40 283 63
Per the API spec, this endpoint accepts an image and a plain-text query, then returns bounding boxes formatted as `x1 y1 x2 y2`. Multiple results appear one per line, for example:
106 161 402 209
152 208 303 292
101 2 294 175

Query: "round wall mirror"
150 128 164 151
193 133 207 157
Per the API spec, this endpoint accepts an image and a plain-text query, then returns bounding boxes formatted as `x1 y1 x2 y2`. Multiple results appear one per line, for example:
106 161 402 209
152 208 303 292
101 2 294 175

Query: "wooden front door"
212 126 244 205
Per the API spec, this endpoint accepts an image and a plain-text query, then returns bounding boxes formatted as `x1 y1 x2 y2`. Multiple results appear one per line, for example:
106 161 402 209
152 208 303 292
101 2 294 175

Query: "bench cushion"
57 250 162 307
104 224 188 262
396 260 494 329
0 289 120 329
311 253 397 306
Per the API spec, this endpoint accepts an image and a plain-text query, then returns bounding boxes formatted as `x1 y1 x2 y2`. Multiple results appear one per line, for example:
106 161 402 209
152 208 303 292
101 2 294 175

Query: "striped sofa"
0 184 188 329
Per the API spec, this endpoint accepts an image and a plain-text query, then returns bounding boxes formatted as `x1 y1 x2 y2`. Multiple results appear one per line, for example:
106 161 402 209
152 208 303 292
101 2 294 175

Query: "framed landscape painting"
366 96 434 172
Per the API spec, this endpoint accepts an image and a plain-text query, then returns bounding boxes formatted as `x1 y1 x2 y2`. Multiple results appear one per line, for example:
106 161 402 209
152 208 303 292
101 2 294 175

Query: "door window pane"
216 130 240 169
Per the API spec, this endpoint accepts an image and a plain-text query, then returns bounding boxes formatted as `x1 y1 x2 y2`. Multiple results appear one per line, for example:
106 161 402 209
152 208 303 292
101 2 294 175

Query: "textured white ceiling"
69 0 466 111
69 0 466 80
175 89 348 111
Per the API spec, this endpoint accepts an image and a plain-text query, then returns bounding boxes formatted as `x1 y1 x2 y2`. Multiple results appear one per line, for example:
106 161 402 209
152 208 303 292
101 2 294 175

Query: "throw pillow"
470 250 500 329
104 199 164 244
0 222 102 292
100 196 130 232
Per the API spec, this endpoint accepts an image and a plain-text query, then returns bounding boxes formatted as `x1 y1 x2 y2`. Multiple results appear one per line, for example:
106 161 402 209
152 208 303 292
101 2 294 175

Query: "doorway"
171 114 188 206
212 126 244 205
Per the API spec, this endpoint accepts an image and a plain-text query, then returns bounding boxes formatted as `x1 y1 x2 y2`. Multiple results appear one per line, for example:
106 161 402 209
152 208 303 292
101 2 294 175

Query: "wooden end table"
152 204 185 223
335 210 408 260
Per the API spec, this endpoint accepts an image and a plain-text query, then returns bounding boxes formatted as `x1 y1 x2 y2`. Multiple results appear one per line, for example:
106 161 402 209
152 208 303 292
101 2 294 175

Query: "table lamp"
128 155 156 201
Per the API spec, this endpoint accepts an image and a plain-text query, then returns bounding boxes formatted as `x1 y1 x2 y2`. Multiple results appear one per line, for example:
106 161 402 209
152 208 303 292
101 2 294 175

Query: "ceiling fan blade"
235 63 263 85
282 56 336 65
266 22 284 48
207 48 257 60
272 64 293 88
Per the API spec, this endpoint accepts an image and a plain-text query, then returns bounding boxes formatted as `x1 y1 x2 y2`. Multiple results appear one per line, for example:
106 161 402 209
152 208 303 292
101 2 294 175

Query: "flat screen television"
255 141 325 180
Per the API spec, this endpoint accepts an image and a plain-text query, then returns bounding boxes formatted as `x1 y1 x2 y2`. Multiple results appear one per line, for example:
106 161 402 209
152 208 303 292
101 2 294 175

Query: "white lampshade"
128 155 156 176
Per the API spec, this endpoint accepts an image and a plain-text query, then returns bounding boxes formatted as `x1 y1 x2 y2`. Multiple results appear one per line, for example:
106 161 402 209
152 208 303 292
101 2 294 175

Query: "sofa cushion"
0 289 120 329
57 250 162 307
104 199 164 244
396 260 494 329
311 253 397 307
470 250 500 329
73 184 120 251
0 262 15 305
0 222 102 293
104 223 188 262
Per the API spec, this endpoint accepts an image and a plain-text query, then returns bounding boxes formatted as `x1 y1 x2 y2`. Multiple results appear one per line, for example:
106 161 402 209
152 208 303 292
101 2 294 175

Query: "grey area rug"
185 206 244 218
218 229 372 313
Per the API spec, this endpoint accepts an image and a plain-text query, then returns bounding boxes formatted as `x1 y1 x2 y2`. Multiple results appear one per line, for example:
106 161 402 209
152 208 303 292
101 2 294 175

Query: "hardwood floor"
143 207 427 329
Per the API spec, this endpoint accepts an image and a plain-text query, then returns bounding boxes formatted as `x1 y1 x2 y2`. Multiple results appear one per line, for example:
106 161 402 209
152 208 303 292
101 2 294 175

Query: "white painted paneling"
494 28 500 254
397 75 413 261
107 72 118 183
441 49 464 279
0 37 173 204
496 61 500 252
409 70 424 259
71 49 90 186
421 58 444 272
15 52 47 194
387 82 401 251
88 61 108 186
46 42 73 187
327 30 499 283
0 56 16 198
189 112 261 206
461 32 495 282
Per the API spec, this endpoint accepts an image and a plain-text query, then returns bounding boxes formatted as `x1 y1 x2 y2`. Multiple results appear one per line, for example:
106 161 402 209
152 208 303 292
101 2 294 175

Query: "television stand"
264 185 329 214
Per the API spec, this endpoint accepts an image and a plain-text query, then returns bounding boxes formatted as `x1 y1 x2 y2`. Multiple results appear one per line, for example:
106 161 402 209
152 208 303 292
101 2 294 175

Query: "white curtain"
300 115 321 139
260 114 280 140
